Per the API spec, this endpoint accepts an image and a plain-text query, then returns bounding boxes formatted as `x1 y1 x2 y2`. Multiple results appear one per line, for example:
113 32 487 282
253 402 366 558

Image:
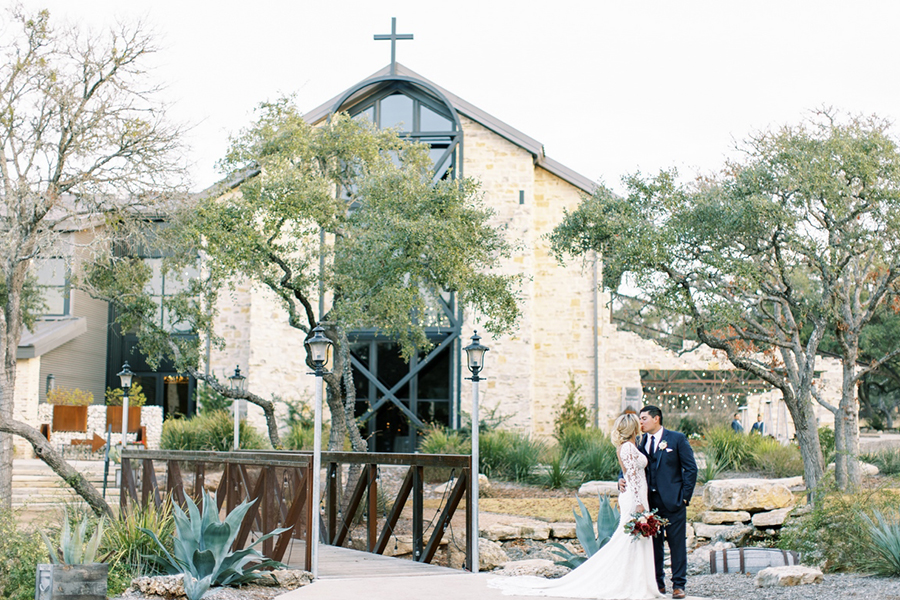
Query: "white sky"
19 0 900 193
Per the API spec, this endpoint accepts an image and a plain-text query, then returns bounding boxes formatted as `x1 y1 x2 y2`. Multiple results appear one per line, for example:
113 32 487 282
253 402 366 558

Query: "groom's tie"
649 435 656 457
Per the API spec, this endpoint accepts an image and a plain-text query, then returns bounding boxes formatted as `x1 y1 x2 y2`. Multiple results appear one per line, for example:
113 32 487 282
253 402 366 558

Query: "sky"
17 0 900 193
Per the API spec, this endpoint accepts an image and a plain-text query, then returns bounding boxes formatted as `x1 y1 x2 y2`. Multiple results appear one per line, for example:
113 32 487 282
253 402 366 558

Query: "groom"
621 405 697 599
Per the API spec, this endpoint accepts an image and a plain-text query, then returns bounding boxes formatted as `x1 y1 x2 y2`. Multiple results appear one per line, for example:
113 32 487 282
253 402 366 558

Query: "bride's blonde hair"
612 413 641 446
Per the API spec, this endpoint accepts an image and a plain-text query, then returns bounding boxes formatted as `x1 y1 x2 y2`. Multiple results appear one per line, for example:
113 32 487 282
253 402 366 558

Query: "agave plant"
141 490 289 600
861 509 900 576
40 509 110 564
550 493 619 568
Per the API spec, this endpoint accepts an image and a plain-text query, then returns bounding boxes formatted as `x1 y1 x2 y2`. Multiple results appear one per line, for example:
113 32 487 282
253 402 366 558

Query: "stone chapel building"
12 60 840 457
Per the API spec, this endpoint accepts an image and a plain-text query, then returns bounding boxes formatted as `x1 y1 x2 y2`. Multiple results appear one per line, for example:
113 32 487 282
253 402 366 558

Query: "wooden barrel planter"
105 405 142 432
35 563 108 600
709 547 800 574
50 405 88 432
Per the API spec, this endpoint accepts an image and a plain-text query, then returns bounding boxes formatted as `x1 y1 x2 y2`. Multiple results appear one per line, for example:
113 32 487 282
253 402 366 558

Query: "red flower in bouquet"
623 509 669 541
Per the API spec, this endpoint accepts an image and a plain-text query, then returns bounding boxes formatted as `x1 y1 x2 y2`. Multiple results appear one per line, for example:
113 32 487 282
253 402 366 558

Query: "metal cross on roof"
374 17 413 76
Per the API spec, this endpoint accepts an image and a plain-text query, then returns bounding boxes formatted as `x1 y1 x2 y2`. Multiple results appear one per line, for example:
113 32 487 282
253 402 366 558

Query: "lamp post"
228 366 246 450
305 325 332 579
117 363 134 448
463 331 488 573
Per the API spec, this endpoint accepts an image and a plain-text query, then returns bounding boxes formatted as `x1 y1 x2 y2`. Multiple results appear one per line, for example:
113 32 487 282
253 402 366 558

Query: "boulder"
481 521 550 541
700 510 751 524
702 478 795 511
495 558 570 578
755 565 823 587
481 524 520 541
770 476 805 488
685 522 695 548
751 507 792 528
434 473 490 495
479 538 509 571
692 522 753 543
550 522 577 539
577 481 619 496
256 570 313 589
826 462 879 476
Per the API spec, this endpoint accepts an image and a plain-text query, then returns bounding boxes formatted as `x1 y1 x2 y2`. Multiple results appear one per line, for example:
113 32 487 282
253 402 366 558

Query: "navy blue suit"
640 429 697 591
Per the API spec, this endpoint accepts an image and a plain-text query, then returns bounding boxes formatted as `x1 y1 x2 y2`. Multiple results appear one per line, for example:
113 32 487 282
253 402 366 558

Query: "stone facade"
35 404 163 450
13 357 41 457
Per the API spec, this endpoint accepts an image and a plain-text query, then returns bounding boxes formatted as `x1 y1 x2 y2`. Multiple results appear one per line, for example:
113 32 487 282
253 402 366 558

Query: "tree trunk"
788 393 825 496
0 417 112 518
835 345 862 490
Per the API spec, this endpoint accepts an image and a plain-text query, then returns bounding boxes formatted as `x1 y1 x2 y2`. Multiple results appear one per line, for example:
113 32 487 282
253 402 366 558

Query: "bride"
488 413 663 599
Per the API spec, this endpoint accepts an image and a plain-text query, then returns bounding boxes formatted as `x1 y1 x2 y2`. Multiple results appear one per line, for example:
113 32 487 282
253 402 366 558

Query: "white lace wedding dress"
488 442 663 599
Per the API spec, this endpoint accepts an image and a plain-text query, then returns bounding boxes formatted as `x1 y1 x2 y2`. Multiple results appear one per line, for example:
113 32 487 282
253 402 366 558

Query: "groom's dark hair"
640 405 663 425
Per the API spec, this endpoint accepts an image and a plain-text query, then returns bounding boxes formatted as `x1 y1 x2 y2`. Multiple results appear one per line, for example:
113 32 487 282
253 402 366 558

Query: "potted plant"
105 382 148 432
36 511 110 600
47 387 93 432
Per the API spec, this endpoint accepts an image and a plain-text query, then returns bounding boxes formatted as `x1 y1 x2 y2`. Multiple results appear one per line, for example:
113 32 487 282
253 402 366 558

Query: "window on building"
35 258 70 316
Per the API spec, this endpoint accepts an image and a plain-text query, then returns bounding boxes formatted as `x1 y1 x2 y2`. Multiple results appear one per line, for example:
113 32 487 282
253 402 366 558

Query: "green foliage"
535 450 580 490
195 384 231 415
550 494 619 568
160 411 270 451
779 487 900 572
0 508 48 600
819 427 836 465
103 497 175 585
703 426 755 471
553 373 589 439
556 427 619 482
677 416 708 438
39 509 108 564
141 491 287 600
105 381 148 407
751 437 804 477
418 425 472 483
698 449 723 484
863 447 900 476
45 386 94 406
861 509 900 576
479 429 545 483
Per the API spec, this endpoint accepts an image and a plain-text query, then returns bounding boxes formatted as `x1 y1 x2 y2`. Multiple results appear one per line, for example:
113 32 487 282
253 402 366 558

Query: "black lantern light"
305 326 333 373
117 362 134 390
463 331 489 381
228 365 246 394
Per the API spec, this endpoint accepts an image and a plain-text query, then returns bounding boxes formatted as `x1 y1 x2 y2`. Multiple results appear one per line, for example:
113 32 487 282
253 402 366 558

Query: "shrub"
779 486 900 572
703 425 755 471
862 509 900 576
104 382 148 407
103 496 175 594
160 410 270 451
39 509 108 565
0 509 49 600
697 449 723 484
751 437 804 478
863 447 900 476
553 373 589 439
479 429 545 482
418 425 471 483
549 494 619 568
46 386 93 406
575 436 619 483
534 450 580 489
677 416 707 438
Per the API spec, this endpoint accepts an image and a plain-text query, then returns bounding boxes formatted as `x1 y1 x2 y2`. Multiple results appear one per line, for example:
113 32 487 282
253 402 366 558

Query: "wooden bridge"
119 448 474 573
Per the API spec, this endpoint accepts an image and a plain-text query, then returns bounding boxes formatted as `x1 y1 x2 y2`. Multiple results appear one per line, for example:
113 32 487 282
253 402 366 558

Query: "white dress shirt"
645 428 664 454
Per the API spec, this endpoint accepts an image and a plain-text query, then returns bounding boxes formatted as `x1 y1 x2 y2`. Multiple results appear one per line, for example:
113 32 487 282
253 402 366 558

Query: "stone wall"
13 357 42 457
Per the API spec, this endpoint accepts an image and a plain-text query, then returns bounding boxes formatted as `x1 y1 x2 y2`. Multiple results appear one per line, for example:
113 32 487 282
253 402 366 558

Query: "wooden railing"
119 449 314 570
120 450 473 571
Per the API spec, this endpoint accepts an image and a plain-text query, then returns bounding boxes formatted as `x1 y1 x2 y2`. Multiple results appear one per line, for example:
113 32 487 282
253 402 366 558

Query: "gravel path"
681 573 900 600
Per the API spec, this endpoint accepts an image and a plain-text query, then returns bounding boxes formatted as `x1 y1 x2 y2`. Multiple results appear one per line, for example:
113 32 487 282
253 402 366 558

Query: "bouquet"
623 508 669 540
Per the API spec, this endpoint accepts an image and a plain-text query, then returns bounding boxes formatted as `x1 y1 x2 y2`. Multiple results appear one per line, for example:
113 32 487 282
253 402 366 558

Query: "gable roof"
304 63 597 194
18 317 87 359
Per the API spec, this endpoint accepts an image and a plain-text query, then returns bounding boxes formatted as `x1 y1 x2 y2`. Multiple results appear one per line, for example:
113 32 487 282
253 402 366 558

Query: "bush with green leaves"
479 429 545 482
142 491 288 600
779 486 900 572
751 437 804 478
557 427 619 483
103 497 176 594
863 447 900 476
418 425 472 483
195 384 231 414
550 494 619 568
0 508 49 600
697 449 723 484
703 425 755 471
861 509 900 576
535 450 580 489
553 373 589 439
161 410 270 451
819 426 836 465
105 381 148 407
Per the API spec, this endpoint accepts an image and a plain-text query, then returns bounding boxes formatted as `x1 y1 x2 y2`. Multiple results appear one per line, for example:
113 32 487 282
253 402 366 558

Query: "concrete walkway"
275 545 710 600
